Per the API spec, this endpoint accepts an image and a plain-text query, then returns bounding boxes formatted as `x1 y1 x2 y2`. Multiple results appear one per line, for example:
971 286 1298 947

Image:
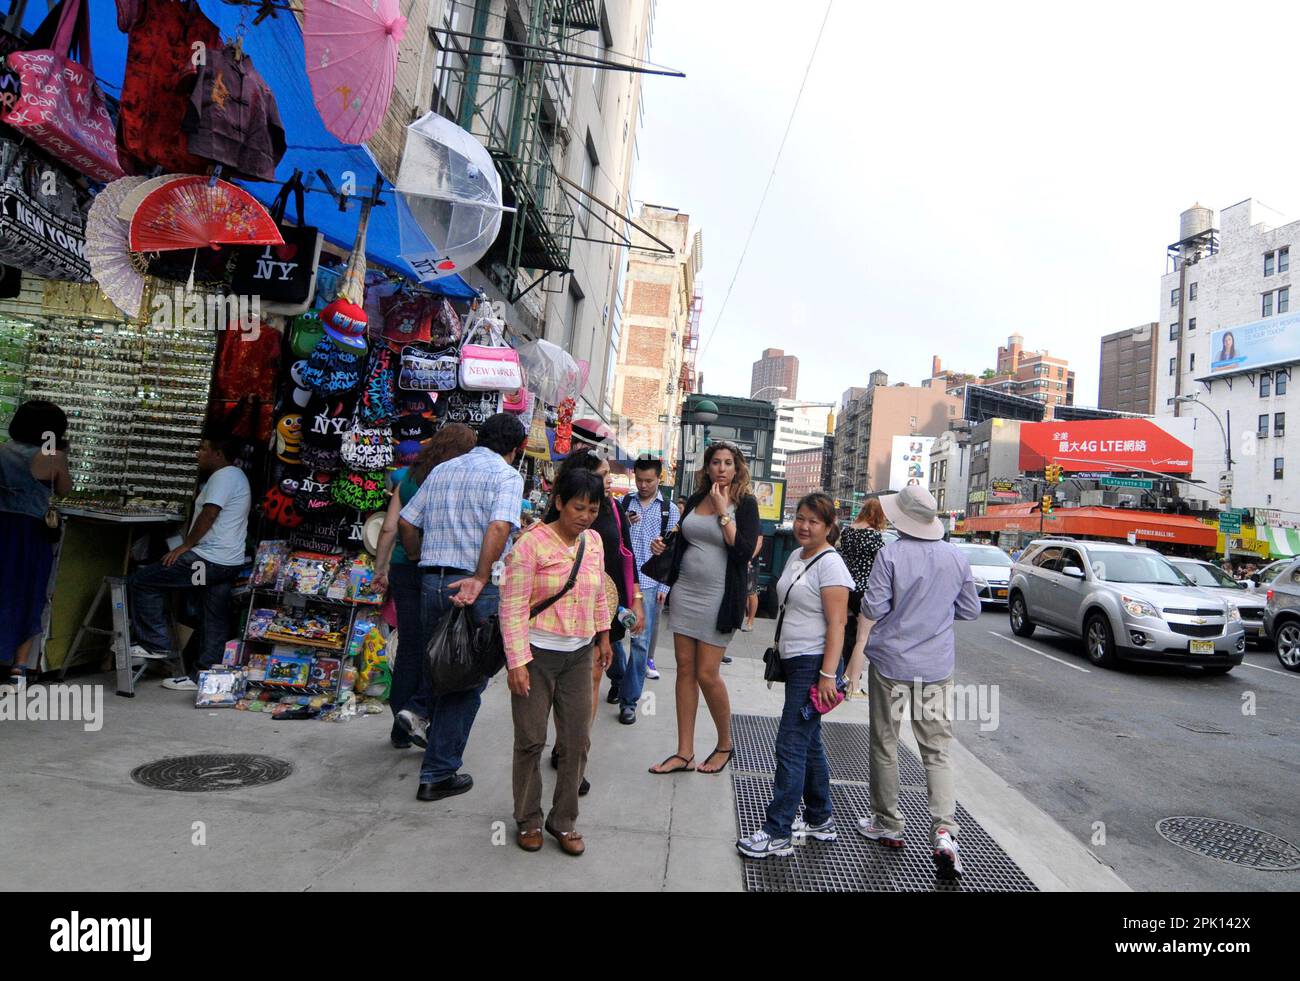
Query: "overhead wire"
696 0 834 364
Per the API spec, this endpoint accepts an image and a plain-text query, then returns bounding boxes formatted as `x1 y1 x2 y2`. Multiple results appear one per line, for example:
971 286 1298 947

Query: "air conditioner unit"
1186 499 1208 512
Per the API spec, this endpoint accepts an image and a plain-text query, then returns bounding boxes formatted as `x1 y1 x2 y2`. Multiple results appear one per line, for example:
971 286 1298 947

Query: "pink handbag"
458 318 523 392
2 0 124 182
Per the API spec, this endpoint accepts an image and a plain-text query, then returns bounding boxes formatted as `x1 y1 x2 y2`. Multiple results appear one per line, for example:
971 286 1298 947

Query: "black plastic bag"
425 606 482 695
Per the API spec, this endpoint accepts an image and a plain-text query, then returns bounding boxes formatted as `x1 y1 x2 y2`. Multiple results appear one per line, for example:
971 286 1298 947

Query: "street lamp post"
752 385 788 402
1176 393 1233 568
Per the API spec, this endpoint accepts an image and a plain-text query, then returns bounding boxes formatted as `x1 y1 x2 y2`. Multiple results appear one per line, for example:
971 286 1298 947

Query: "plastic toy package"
346 554 386 605
195 668 246 708
251 541 291 588
246 608 277 640
263 652 313 687
263 608 347 649
355 625 391 700
282 551 346 597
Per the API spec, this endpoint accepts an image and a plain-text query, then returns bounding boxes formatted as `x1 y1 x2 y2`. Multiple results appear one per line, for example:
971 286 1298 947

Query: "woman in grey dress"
648 442 760 775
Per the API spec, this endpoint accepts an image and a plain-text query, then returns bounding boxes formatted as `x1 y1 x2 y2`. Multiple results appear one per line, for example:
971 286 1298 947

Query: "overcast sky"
630 0 1300 409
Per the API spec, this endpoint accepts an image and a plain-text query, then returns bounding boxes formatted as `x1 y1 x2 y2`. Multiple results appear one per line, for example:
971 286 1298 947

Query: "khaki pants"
511 644 594 833
867 663 960 844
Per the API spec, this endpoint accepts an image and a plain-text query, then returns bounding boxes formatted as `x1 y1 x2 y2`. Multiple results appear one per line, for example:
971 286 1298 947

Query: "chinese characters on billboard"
1018 418 1194 474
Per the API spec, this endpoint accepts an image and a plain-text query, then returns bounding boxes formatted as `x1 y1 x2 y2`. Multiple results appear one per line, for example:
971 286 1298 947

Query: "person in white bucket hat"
856 485 981 880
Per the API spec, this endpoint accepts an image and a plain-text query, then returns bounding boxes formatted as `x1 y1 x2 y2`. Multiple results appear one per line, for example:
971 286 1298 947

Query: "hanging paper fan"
86 176 150 318
128 177 284 252
116 174 189 223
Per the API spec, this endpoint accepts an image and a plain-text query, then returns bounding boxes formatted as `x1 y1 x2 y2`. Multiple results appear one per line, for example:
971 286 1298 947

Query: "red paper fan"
128 177 284 252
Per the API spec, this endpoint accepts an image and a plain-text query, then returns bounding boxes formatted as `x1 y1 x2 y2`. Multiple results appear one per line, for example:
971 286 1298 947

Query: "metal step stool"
60 577 180 697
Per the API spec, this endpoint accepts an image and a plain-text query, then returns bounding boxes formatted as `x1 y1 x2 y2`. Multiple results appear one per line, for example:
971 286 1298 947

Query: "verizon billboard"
1018 418 1195 474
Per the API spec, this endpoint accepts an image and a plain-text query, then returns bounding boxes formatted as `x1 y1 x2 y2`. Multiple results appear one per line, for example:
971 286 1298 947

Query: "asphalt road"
951 606 1300 891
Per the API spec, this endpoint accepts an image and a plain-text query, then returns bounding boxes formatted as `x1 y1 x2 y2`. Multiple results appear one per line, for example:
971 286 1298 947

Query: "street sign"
1219 511 1242 534
1219 471 1234 491
1100 477 1154 490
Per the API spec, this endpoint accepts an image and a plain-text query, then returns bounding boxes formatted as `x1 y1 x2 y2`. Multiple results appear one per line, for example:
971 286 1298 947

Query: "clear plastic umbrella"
395 112 511 282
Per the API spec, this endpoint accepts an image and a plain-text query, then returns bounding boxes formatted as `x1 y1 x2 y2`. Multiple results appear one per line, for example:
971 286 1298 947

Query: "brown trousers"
511 643 594 833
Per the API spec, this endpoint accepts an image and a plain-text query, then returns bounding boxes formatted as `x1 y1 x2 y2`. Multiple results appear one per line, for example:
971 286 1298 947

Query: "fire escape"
680 288 701 395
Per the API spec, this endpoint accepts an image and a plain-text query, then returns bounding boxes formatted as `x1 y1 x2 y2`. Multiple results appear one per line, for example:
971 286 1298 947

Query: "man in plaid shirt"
610 458 679 724
398 413 527 801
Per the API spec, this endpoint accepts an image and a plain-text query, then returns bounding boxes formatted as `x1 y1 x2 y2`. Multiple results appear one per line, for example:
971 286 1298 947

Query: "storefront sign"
753 478 785 523
992 479 1017 492
1018 418 1195 474
968 490 986 503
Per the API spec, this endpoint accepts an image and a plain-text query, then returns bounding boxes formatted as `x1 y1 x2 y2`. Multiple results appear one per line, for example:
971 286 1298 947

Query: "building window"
1281 247 1290 274
1261 373 1272 397
1275 457 1285 480
1189 282 1198 301
592 5 611 107
1169 322 1180 340
1189 353 1196 372
578 135 598 233
1170 287 1180 306
1258 414 1269 438
1281 288 1291 314
1188 317 1196 332
1263 291 1275 317
565 281 584 352
1277 412 1286 437
1265 251 1276 277
1277 371 1289 395
1169 357 1176 376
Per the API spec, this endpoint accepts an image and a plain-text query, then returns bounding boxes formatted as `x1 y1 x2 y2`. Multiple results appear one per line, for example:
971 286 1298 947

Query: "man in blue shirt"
857 485 980 880
611 458 678 725
398 413 527 801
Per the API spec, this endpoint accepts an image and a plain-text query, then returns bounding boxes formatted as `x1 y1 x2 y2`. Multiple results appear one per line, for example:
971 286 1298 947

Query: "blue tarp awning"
18 0 474 295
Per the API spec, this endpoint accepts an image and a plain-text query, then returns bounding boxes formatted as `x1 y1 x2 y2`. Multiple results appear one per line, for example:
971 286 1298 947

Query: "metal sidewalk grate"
731 713 928 788
731 714 1038 892
131 754 294 793
1156 817 1300 871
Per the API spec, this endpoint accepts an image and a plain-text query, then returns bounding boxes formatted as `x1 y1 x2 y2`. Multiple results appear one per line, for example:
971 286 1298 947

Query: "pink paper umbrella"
304 0 408 145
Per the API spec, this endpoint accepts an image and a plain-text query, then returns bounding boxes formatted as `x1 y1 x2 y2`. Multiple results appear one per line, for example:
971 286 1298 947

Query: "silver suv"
1262 558 1300 672
1007 539 1246 673
1168 558 1268 646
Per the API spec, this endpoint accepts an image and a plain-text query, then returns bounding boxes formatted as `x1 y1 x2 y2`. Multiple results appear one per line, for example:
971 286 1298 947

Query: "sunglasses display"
4 304 216 505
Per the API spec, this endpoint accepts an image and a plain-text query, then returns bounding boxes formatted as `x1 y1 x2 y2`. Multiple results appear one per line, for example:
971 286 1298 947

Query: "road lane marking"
1237 660 1299 680
988 630 1091 673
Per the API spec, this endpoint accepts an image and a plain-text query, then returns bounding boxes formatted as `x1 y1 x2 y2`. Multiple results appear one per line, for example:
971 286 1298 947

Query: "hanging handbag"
230 173 322 314
472 535 587 681
398 344 458 393
2 0 124 182
763 550 832 687
458 317 523 392
0 138 91 282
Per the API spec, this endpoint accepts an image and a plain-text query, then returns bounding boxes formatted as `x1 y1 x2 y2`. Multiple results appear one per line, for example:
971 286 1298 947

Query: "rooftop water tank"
1180 204 1214 241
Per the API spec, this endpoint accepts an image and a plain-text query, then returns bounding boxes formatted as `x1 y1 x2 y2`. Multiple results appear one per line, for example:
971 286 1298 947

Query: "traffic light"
1041 494 1054 515
1045 464 1063 484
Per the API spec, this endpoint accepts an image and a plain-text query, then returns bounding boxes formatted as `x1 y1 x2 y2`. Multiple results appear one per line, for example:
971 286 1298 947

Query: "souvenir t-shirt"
182 45 286 182
775 547 854 659
192 465 252 567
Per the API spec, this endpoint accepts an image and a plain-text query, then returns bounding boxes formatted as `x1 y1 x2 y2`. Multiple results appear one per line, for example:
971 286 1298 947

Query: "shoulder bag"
230 172 322 314
473 534 587 678
762 550 833 687
458 316 523 392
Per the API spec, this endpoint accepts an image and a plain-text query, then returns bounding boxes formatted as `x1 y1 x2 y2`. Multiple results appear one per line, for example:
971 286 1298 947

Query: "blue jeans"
413 570 499 784
762 654 833 839
614 597 659 710
387 563 427 740
129 550 241 679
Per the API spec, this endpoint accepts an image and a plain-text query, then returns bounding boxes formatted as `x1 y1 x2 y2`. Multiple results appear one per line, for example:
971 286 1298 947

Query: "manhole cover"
130 754 294 793
1156 817 1300 871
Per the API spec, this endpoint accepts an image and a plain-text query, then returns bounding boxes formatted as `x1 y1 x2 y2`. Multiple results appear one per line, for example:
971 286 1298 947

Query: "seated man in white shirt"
129 435 251 691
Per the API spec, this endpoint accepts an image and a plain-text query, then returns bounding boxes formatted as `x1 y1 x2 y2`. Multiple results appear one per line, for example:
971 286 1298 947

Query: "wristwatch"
718 514 733 527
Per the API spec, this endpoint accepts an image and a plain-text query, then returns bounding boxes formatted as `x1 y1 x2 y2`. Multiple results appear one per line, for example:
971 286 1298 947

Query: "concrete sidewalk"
0 619 1127 891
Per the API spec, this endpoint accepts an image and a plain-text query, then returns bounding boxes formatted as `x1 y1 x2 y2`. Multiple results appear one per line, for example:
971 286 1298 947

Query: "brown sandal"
649 753 695 774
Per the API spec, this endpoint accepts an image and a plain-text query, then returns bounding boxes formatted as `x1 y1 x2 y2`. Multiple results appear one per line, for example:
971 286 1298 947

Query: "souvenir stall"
0 0 590 711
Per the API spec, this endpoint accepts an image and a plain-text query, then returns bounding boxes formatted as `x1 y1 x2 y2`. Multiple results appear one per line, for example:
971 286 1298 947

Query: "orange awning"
961 504 1217 547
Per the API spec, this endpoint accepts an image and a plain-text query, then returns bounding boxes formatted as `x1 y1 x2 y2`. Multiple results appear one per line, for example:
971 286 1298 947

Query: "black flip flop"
697 747 734 774
649 753 695 774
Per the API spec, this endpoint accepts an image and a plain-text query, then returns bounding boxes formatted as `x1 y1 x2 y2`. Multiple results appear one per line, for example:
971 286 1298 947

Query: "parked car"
1168 558 1269 647
1008 539 1245 672
1250 559 1292 591
1262 557 1300 672
954 542 1013 606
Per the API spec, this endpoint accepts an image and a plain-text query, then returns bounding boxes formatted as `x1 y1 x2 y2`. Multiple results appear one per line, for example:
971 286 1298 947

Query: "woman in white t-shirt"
736 493 853 859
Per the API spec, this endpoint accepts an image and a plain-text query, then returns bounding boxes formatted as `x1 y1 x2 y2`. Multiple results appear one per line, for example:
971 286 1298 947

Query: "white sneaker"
735 829 794 859
791 815 838 842
933 828 963 879
130 644 171 661
161 676 198 691
645 660 660 680
856 815 905 848
396 709 430 748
